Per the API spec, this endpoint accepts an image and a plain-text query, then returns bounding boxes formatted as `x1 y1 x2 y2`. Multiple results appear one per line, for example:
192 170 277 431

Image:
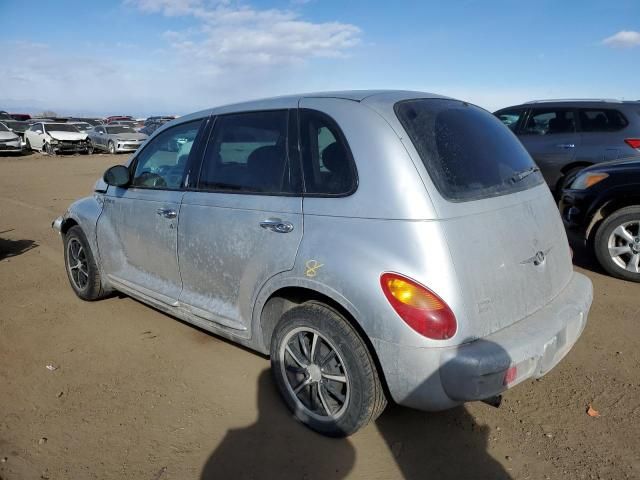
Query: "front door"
178 109 303 331
518 108 580 189
96 119 205 304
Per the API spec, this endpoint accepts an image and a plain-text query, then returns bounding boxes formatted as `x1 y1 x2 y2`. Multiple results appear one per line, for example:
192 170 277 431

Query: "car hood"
108 132 147 140
582 156 640 174
0 131 19 141
49 131 88 141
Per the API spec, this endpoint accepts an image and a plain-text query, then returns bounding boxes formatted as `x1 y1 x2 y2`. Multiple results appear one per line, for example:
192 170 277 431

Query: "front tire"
44 143 56 156
63 226 111 300
86 141 94 154
25 138 32 151
270 302 387 437
108 141 116 154
594 206 640 282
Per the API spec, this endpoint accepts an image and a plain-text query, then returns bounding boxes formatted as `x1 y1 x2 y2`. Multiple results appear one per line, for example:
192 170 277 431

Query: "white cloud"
602 30 640 48
128 0 361 66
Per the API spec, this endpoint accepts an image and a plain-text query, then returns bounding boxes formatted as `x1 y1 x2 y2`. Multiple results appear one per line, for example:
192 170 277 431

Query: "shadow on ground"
0 236 38 261
201 367 510 480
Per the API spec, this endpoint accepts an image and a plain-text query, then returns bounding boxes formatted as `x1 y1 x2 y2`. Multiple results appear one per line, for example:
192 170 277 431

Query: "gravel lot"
1 152 639 480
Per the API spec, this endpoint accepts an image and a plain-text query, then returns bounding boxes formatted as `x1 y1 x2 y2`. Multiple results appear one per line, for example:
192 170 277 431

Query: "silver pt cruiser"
53 91 593 437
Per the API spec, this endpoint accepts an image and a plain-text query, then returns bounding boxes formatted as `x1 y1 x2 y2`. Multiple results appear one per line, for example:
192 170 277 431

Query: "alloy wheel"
66 238 89 290
279 327 350 422
607 220 640 273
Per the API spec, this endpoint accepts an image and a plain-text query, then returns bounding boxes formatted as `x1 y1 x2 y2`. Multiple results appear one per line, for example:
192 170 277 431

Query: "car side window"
496 109 524 132
299 109 356 195
578 109 628 132
197 110 294 194
523 109 576 135
130 119 203 190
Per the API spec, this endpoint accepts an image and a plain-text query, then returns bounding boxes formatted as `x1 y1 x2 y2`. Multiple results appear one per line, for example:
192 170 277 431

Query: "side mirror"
103 165 131 187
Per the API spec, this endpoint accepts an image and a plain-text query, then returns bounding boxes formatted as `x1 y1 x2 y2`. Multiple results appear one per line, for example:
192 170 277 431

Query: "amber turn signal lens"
380 273 457 340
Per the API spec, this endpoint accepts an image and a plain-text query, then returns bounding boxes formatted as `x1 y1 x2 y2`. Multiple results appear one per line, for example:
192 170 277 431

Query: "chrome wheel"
608 220 640 273
108 142 115 154
66 238 89 290
279 327 350 422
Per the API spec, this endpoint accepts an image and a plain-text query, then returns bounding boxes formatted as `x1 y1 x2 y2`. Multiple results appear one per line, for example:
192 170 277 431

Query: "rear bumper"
373 271 593 411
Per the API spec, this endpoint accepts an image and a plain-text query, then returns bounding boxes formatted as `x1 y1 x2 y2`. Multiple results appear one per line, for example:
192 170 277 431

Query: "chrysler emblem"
521 248 551 266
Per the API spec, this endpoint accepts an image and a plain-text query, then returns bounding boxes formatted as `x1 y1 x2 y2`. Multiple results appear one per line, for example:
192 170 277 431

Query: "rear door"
518 107 580 189
177 110 303 331
576 107 631 163
96 119 205 304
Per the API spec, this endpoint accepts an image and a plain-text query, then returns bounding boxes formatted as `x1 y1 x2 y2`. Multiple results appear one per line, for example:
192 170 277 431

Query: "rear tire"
594 206 640 282
270 302 387 437
63 226 111 300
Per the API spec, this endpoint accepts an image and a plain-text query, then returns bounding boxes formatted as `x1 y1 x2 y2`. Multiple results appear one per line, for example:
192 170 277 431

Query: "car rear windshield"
395 99 543 202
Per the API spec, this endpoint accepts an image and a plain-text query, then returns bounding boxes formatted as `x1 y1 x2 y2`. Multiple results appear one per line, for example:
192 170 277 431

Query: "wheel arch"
586 194 640 243
254 282 391 399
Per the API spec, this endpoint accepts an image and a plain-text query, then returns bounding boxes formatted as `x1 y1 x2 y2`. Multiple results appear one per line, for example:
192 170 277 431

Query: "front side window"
495 109 524 132
198 110 293 194
396 99 542 202
578 109 628 132
299 109 356 195
131 119 203 189
523 109 576 135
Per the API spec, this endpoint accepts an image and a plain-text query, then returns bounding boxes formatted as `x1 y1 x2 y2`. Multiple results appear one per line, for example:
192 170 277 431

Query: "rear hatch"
396 99 574 339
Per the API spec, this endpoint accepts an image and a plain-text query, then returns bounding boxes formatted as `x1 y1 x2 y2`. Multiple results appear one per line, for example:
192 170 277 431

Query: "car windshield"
106 126 134 134
395 98 543 201
0 123 9 132
72 123 91 130
46 123 80 132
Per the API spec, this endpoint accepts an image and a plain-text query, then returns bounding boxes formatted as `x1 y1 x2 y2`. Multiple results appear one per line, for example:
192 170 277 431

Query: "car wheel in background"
594 206 640 282
270 301 387 437
108 141 116 154
44 143 56 156
63 225 111 300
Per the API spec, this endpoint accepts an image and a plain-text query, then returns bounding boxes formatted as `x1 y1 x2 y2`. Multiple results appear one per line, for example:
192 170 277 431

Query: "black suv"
495 100 640 192
560 158 640 282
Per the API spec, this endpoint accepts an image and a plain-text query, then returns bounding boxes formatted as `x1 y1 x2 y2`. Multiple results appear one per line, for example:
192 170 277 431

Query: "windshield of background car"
73 123 91 130
0 123 9 132
46 124 80 133
395 98 543 201
106 126 134 134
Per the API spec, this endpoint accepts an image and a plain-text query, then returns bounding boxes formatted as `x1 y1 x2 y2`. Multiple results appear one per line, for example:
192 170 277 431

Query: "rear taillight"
624 138 640 150
380 273 457 340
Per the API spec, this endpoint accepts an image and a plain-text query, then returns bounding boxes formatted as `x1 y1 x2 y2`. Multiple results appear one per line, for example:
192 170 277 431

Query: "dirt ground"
0 152 638 480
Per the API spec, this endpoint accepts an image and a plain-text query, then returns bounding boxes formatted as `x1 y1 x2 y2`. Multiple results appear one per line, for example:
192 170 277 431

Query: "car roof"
177 90 453 123
497 99 633 111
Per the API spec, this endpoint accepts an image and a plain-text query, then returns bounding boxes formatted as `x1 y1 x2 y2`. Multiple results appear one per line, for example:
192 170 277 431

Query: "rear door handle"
555 144 575 149
260 218 294 233
156 208 177 219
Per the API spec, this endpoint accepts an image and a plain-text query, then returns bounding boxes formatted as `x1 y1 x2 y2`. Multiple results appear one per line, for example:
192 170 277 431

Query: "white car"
24 122 89 155
0 122 23 154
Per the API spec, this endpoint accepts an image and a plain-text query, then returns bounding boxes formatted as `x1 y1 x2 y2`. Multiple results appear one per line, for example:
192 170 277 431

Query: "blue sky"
0 0 638 116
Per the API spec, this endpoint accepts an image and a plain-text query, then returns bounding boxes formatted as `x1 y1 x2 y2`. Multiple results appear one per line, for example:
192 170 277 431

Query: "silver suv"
53 91 593 436
495 100 640 192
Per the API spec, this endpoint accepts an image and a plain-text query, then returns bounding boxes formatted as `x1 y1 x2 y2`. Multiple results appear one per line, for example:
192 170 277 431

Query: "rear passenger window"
578 109 628 132
523 109 576 135
299 109 356 195
198 110 294 194
495 109 523 132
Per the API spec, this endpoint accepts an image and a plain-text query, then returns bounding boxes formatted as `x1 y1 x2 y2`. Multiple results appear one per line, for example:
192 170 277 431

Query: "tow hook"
481 395 502 408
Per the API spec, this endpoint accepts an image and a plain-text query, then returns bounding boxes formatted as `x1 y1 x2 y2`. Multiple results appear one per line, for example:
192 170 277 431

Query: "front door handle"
555 143 575 149
156 208 177 219
260 218 294 233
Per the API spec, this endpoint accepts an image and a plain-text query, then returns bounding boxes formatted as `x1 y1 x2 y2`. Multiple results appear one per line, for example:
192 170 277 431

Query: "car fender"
61 194 105 265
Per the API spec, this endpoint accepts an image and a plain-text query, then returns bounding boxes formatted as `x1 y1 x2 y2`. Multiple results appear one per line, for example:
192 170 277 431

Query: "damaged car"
0 121 23 154
24 122 89 155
